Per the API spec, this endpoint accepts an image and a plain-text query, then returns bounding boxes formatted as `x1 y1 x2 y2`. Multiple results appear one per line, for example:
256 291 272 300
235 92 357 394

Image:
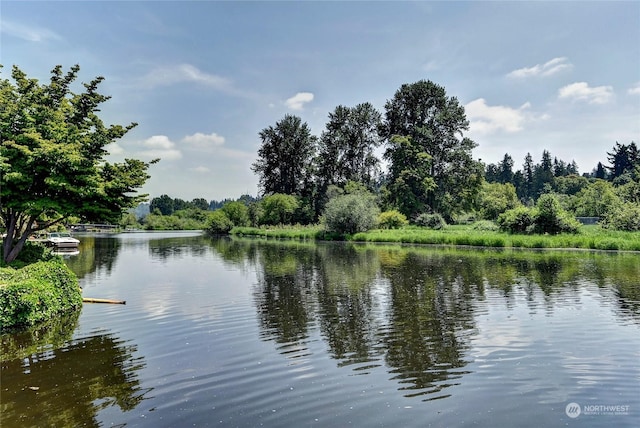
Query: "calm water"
2 232 639 427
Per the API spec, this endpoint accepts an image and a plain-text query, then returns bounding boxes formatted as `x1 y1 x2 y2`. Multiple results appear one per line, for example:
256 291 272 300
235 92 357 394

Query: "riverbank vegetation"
230 224 640 252
145 80 637 243
0 244 82 330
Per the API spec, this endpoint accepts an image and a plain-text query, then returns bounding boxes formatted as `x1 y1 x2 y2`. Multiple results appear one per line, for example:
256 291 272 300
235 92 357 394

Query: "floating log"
82 297 126 304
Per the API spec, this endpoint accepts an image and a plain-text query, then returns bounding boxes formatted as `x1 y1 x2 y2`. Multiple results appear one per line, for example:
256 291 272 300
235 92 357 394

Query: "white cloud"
182 132 225 149
140 135 182 160
0 20 61 42
465 98 533 135
628 82 640 95
191 166 210 173
141 64 231 90
558 82 614 105
106 142 124 155
285 92 314 110
507 57 572 78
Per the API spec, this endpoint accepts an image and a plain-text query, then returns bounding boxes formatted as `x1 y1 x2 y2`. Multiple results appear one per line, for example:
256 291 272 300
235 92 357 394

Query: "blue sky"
2 1 639 201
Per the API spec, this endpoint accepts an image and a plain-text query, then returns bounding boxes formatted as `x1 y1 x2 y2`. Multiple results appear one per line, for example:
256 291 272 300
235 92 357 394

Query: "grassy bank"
231 224 640 252
0 257 82 331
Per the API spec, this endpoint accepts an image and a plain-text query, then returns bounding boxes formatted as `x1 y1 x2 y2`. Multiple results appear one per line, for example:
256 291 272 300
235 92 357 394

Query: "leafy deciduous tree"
477 182 520 220
221 201 250 227
259 193 299 225
150 194 175 216
383 135 436 218
316 103 382 191
382 80 482 220
251 115 317 198
573 180 621 217
1 65 156 264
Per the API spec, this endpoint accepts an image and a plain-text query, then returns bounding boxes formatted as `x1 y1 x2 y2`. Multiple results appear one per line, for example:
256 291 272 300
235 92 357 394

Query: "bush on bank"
0 257 82 331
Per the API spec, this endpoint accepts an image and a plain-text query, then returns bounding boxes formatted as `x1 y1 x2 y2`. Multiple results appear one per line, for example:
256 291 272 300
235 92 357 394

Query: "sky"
2 1 639 202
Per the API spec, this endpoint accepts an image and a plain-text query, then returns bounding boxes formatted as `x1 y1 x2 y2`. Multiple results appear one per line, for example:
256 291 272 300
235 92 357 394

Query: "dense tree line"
139 83 639 235
251 80 482 224
147 194 257 216
247 79 638 233
483 141 638 203
479 142 639 231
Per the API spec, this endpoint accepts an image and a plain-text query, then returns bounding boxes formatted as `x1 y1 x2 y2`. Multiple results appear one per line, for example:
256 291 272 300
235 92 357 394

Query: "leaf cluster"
0 258 82 330
497 194 580 235
1 65 156 263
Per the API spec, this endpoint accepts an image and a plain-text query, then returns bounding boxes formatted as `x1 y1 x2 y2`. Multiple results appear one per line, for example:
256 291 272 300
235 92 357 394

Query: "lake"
1 232 639 427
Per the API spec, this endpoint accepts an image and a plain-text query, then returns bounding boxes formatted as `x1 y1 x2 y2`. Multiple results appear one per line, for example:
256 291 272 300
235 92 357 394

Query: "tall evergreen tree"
594 162 607 179
534 150 554 196
522 153 535 201
498 153 514 184
484 163 500 183
607 141 639 179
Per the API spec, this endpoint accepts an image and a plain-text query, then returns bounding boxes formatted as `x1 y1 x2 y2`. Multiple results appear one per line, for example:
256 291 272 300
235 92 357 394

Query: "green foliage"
149 195 212 215
0 65 155 264
352 224 640 251
534 194 581 234
1 242 55 268
316 103 382 191
141 208 208 230
454 212 478 224
573 180 621 217
259 193 300 225
221 201 250 227
615 165 640 204
471 220 500 231
497 206 536 233
231 223 640 252
0 258 82 330
477 182 520 220
601 202 640 231
607 141 639 179
377 210 408 229
119 212 140 229
232 225 332 240
383 136 436 218
206 210 234 235
382 80 482 220
322 192 380 235
414 213 446 230
150 194 175 215
252 115 317 197
553 174 589 195
498 194 580 234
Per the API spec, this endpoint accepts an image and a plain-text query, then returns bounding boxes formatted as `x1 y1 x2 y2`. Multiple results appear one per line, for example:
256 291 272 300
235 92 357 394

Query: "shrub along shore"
231 224 640 252
0 245 82 331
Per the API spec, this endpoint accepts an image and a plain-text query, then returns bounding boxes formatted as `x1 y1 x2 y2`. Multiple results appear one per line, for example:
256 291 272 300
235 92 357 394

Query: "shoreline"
229 225 640 253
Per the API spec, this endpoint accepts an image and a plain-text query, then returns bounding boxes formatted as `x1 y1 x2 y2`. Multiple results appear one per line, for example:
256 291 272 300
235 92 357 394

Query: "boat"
46 232 80 248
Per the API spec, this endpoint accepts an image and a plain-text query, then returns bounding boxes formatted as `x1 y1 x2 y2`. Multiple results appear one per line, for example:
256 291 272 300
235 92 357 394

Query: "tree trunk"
2 213 37 265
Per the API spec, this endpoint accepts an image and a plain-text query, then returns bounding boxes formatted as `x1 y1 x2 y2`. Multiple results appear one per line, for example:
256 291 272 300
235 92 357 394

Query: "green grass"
231 224 640 252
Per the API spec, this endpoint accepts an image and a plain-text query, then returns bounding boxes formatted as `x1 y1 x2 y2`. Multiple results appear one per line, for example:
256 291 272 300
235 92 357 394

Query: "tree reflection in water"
212 238 640 400
1 312 149 428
